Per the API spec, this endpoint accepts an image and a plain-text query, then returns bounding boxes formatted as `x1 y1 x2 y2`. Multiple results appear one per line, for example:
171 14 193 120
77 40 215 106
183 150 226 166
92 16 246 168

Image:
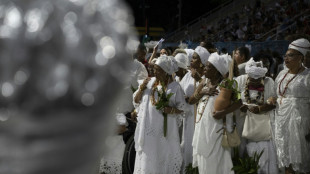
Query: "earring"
199 63 203 67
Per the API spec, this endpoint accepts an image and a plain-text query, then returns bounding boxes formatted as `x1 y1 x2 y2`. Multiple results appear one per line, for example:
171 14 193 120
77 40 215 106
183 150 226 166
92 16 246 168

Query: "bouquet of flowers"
152 84 174 137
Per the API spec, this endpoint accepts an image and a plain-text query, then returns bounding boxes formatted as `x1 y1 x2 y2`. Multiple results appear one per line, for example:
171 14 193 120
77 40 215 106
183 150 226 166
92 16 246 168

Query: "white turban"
288 38 310 56
155 55 178 75
184 48 194 66
174 53 188 69
208 53 232 76
194 46 210 65
245 58 268 79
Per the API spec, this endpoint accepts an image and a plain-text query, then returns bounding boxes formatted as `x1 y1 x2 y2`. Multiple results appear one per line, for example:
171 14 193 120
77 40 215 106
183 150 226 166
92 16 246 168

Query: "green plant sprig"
154 82 174 137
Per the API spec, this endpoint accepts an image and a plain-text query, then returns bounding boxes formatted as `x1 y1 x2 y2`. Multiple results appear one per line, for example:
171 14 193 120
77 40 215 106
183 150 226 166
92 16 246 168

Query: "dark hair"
253 50 273 70
138 44 147 52
237 46 250 61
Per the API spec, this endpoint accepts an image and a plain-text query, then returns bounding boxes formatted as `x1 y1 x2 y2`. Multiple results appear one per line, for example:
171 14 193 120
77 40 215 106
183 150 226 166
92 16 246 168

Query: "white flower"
157 85 163 94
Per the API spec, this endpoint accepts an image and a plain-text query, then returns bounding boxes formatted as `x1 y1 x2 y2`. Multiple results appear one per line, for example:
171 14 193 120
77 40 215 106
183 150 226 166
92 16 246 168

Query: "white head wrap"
194 46 210 65
208 53 232 76
184 49 194 66
288 38 310 56
174 53 188 69
155 55 178 75
245 58 268 79
151 58 157 64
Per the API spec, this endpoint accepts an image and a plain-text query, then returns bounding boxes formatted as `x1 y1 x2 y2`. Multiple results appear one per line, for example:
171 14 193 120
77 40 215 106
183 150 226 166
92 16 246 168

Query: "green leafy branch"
154 83 174 137
231 150 264 174
219 78 241 101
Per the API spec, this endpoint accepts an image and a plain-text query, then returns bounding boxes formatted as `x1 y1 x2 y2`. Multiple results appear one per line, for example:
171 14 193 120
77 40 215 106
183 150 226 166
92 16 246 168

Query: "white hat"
288 38 310 56
184 49 194 66
144 41 157 48
155 55 178 75
245 58 268 79
174 53 188 70
208 53 232 76
194 46 210 65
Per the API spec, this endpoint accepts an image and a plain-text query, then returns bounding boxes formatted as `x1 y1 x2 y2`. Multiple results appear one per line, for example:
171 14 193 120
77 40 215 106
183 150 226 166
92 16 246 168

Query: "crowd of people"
188 0 310 42
99 37 310 174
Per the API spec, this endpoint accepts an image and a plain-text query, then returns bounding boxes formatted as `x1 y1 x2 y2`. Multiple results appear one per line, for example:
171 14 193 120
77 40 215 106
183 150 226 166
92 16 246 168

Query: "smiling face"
284 49 303 70
160 49 168 56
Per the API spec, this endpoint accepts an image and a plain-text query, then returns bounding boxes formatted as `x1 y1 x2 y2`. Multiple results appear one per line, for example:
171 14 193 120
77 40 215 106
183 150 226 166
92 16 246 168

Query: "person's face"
248 77 263 86
160 49 168 56
234 50 244 65
284 49 303 70
303 52 310 68
190 53 203 69
153 64 166 80
204 61 218 79
260 58 270 69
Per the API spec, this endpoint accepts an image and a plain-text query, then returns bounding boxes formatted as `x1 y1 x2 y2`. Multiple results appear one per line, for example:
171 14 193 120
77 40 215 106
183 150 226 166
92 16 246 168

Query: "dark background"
124 0 227 33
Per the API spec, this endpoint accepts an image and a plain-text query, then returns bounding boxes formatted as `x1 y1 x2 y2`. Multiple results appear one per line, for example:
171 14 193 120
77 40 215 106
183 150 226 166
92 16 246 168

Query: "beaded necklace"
278 67 302 104
195 80 212 123
244 77 265 105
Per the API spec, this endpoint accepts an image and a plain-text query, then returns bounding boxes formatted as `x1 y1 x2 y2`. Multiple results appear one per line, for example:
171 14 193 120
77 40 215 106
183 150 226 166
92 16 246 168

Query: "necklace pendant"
280 96 284 105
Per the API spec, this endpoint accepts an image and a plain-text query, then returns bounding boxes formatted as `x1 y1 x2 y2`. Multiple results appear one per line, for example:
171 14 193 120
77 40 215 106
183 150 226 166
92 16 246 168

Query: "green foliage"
185 163 199 174
131 85 138 93
231 150 264 174
154 83 174 137
219 78 241 101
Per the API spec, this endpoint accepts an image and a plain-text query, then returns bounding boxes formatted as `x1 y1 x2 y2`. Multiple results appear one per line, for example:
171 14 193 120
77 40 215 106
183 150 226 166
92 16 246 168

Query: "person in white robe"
192 53 242 174
274 38 310 173
179 46 210 173
133 55 187 174
236 58 278 174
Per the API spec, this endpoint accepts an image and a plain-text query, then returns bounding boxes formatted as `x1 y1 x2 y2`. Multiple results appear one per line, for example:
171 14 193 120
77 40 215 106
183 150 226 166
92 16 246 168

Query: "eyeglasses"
283 53 303 59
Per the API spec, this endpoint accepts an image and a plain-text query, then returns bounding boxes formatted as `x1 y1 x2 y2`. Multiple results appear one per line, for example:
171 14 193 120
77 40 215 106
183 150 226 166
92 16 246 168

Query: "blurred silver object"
0 0 137 173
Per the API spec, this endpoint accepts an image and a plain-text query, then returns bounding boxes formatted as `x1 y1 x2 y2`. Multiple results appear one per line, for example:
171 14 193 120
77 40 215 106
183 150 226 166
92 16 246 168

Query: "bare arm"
148 45 158 64
213 99 243 120
133 78 151 104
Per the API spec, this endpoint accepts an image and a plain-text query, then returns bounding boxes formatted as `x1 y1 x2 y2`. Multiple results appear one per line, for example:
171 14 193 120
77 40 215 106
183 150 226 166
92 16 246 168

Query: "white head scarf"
174 53 188 69
288 38 310 56
155 55 178 75
194 46 210 65
245 58 268 79
208 53 232 76
184 48 194 66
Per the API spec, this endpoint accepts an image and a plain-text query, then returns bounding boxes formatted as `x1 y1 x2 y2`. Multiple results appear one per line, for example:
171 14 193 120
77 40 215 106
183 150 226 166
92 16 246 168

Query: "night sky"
124 0 225 33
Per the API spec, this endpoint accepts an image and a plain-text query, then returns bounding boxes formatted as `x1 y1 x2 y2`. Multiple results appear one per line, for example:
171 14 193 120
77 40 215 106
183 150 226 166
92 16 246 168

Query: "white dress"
274 68 310 173
133 77 187 174
179 71 197 173
192 80 234 174
235 74 278 174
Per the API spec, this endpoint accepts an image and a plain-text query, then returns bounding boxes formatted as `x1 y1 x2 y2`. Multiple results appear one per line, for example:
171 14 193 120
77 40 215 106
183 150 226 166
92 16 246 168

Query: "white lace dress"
133 77 187 174
179 71 197 173
274 68 310 173
236 74 278 174
192 81 234 174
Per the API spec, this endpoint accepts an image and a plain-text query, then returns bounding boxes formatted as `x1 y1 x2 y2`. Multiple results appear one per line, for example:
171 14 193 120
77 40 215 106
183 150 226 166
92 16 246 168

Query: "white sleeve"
137 63 148 82
173 83 188 113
